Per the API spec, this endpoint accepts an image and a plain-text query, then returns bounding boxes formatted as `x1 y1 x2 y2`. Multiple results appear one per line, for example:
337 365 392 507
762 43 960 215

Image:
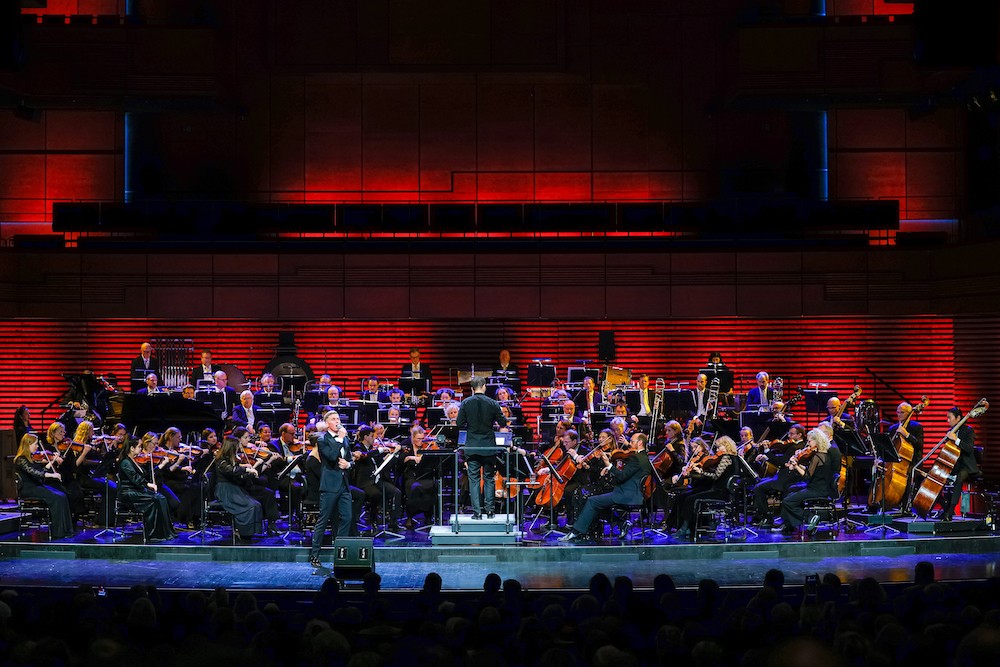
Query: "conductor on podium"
457 376 508 520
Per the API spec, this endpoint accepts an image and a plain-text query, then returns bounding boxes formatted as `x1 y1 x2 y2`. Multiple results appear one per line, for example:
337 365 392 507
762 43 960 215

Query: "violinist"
14 433 74 539
233 426 281 527
751 424 806 528
352 426 403 528
117 434 176 541
649 420 685 526
402 424 437 529
273 422 306 512
664 436 711 530
778 428 840 535
72 420 118 526
674 436 739 540
154 427 187 521
215 435 264 542
559 432 653 542
43 422 85 520
737 426 755 459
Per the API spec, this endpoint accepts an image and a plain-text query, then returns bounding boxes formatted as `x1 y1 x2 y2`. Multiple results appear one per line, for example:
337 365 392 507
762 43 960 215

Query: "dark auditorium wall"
0 0 965 241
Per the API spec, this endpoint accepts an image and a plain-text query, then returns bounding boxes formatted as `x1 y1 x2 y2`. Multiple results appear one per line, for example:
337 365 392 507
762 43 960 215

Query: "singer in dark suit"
457 376 507 519
129 342 161 393
560 432 654 542
308 411 356 567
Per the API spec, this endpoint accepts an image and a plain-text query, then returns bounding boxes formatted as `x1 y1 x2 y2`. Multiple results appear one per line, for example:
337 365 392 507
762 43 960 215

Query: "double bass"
911 399 988 518
869 395 929 510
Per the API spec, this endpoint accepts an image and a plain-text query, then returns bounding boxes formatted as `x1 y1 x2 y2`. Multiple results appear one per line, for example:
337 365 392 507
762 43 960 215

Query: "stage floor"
2 512 998 592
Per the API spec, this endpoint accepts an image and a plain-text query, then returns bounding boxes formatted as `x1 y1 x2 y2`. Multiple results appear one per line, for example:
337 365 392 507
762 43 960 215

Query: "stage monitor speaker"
333 537 374 580
598 330 617 361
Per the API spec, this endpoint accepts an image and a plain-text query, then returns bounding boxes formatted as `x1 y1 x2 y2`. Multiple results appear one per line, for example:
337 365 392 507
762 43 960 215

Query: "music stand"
728 453 761 539
865 433 901 537
276 454 305 542
398 377 430 396
662 390 695 415
699 366 734 393
739 412 790 441
371 451 404 541
527 365 556 387
832 429 868 530
805 390 836 417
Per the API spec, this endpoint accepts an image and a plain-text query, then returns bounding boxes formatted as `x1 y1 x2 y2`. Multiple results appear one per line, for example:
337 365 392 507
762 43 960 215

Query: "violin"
287 439 315 454
30 450 52 463
785 443 818 470
700 454 723 471
179 444 205 457
56 439 89 456
135 447 170 465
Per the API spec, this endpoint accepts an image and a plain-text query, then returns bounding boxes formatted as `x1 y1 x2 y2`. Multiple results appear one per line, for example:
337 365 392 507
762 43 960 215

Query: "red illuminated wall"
2 316 998 481
0 0 964 243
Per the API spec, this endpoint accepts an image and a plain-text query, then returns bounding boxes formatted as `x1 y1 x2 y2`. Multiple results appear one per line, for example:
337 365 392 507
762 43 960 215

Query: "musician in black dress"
232 427 281 526
43 421 85 520
674 436 739 539
117 435 176 541
14 405 34 444
214 435 264 541
402 425 438 528
14 433 74 539
778 428 840 534
941 406 979 521
750 424 805 527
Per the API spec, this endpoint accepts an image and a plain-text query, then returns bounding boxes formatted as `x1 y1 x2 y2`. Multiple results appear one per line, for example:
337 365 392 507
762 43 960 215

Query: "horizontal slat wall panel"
4 316 995 479
954 316 1000 482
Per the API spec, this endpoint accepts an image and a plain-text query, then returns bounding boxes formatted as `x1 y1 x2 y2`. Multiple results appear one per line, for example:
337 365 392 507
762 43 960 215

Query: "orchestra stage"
2 509 998 592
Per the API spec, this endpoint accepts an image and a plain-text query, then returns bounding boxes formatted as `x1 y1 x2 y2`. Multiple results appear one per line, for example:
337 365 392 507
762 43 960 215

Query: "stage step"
891 516 986 534
0 512 19 535
432 514 522 545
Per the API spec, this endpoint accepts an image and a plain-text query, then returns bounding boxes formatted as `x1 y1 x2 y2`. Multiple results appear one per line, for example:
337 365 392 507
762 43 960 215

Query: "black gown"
215 459 264 536
15 456 74 539
118 457 176 541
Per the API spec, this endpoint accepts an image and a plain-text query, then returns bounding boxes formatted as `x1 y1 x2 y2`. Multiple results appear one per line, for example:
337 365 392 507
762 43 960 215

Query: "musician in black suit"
190 349 222 387
745 371 773 410
691 373 710 419
889 400 925 459
230 391 259 433
574 376 603 416
212 370 240 420
135 373 162 396
308 411 356 567
631 374 657 417
130 342 161 393
492 348 520 384
560 432 654 542
457 376 508 519
351 426 403 527
941 406 979 521
400 348 433 390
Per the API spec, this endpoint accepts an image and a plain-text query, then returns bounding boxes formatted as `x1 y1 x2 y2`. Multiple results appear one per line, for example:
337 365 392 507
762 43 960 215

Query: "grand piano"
121 393 224 436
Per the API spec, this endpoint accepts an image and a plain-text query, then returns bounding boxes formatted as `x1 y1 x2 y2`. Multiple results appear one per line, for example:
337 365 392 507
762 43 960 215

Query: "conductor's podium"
430 513 522 546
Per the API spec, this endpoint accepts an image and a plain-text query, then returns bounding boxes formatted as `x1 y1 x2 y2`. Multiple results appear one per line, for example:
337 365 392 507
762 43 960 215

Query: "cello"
869 395 929 509
911 399 988 518
532 433 614 508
